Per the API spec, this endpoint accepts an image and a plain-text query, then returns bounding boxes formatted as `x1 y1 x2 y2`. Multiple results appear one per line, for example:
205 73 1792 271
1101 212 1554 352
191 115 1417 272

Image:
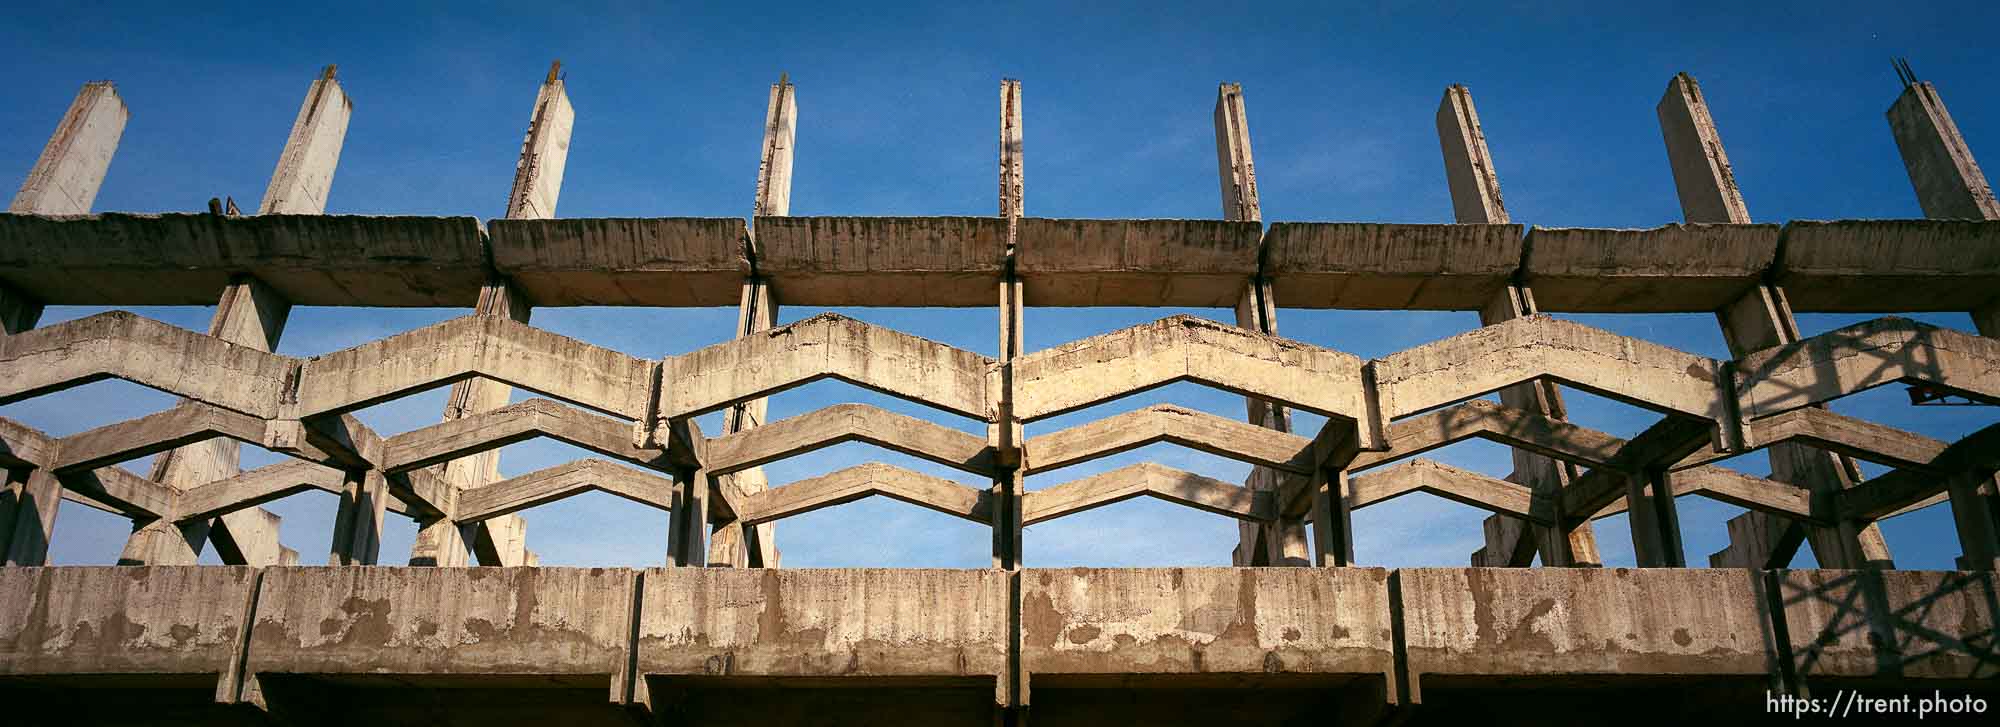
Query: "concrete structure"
1 66 1998 724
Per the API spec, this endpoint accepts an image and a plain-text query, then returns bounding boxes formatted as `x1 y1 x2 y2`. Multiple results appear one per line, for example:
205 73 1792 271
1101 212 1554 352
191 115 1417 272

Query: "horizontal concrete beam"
1777 569 1998 681
754 216 1007 307
487 217 748 307
1521 224 1779 312
1262 223 1520 310
1777 219 2000 312
0 213 488 306
1014 218 1260 307
0 566 259 684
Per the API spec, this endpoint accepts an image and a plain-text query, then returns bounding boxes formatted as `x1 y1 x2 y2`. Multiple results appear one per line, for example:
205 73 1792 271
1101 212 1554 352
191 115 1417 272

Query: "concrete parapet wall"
1777 569 1998 682
0 566 257 677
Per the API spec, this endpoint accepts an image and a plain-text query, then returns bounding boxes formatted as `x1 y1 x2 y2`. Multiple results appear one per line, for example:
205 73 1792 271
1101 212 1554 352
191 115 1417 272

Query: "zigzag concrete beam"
1734 316 2000 419
0 311 292 418
51 403 381 474
1011 316 1372 441
733 462 989 526
1679 406 1949 473
455 459 675 524
0 416 57 468
657 313 993 422
0 415 177 519
704 403 993 477
1347 459 1543 523
1372 315 1734 448
1561 415 1716 519
296 315 656 420
1023 403 1313 476
382 397 664 473
1839 422 2000 522
1670 466 1814 521
1021 462 1273 526
174 460 346 523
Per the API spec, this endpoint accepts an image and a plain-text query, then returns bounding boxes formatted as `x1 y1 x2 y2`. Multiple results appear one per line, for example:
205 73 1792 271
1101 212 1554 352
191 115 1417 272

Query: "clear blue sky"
2 1 1995 570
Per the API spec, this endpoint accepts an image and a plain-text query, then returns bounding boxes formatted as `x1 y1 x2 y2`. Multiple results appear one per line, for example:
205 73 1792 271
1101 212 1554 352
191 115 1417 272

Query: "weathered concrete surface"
1023 463 1273 526
753 216 1008 307
504 69 573 221
0 566 257 678
1010 315 1370 431
1778 569 1998 683
246 567 633 681
1436 84 1509 225
705 403 992 477
486 217 748 306
10 81 127 216
259 68 350 215
657 313 993 421
1887 81 2000 221
1018 568 1394 697
732 462 988 526
0 213 489 306
0 311 294 418
1214 83 1260 223
1262 223 1520 310
1776 219 2000 312
455 459 675 523
1734 316 2000 418
1396 568 1777 700
1347 459 1540 522
1657 72 1752 225
1014 219 1260 307
1521 225 1779 312
636 568 1009 695
1024 403 1313 476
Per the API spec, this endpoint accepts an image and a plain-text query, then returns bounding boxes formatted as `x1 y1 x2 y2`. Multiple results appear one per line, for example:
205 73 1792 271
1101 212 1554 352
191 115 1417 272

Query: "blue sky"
2 1 1996 570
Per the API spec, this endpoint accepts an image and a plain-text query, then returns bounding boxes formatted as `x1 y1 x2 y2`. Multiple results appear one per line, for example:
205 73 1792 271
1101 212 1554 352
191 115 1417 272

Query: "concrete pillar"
504 61 575 220
1 469 62 566
120 276 296 566
1656 73 1751 225
409 280 537 566
1659 77 1893 569
1947 471 2000 571
0 284 43 339
1309 468 1356 566
9 81 127 215
705 75 798 568
1212 83 1308 566
1887 79 1999 220
1626 470 1687 568
258 65 351 215
991 79 1026 570
1439 84 1599 567
328 469 388 565
667 467 711 567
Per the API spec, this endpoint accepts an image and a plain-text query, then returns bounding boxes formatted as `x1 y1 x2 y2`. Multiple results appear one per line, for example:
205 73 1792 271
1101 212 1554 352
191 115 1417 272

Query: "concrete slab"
245 567 634 682
0 566 257 679
1014 218 1260 307
1777 569 1997 683
486 217 748 306
1262 223 1520 310
1395 568 1778 700
753 216 1008 307
1522 224 1779 312
0 213 488 306
1776 219 2000 312
1018 568 1394 695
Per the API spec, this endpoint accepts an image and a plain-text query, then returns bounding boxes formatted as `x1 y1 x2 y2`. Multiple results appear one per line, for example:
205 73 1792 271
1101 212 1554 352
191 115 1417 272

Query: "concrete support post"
1658 75 1893 570
1626 469 1687 568
259 65 351 215
505 61 574 220
706 74 797 568
1440 85 1599 567
120 276 295 566
992 79 1026 570
9 81 127 215
1887 80 2000 220
409 281 536 566
1947 471 2000 571
1 469 62 566
0 285 43 339
328 469 388 565
1215 83 1307 566
668 467 710 567
1308 468 1356 566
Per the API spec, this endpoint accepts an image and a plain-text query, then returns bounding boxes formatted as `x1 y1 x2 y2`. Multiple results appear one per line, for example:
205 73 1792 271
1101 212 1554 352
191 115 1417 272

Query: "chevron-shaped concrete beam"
1734 316 2000 419
174 460 347 523
0 416 179 519
1347 459 1543 523
1680 405 1949 473
383 398 664 473
296 315 656 420
1587 465 1817 523
656 313 994 422
704 403 993 477
455 459 676 524
1010 316 1373 441
1562 415 1721 519
1372 315 1735 449
0 311 293 417
0 416 57 468
52 403 271 473
732 462 990 526
1838 422 2000 522
1023 404 1313 476
1022 462 1273 526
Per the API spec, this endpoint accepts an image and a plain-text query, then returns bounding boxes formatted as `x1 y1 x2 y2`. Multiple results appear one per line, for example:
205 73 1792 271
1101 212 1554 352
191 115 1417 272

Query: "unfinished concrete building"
0 64 1996 725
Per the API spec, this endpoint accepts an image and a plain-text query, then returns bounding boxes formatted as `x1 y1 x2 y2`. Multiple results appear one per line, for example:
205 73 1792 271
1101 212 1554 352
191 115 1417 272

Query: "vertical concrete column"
1 469 62 565
505 61 575 220
9 81 127 215
1308 468 1356 566
706 74 797 568
1626 469 1687 567
328 469 388 565
258 65 351 215
1887 78 2000 220
1658 73 1892 569
1439 84 1600 567
0 285 42 340
1214 83 1307 566
667 466 711 567
1947 470 2000 571
120 276 297 566
992 79 1026 570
